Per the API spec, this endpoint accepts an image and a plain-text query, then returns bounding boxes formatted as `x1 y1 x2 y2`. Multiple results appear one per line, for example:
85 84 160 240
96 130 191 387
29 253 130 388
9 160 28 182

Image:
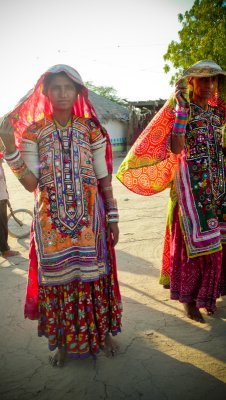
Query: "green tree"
85 81 127 105
164 0 226 85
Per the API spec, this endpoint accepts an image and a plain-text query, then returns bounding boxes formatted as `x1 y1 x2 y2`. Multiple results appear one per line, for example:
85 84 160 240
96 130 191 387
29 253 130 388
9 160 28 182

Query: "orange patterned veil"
116 60 226 195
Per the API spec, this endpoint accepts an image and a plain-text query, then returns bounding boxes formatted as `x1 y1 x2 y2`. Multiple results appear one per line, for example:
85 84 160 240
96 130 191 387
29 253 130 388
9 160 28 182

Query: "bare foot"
104 333 119 357
183 302 205 323
49 348 66 367
2 250 20 258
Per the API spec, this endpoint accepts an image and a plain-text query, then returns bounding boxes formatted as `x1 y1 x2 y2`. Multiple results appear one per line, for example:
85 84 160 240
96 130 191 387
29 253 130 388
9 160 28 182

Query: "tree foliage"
85 81 127 106
164 0 226 85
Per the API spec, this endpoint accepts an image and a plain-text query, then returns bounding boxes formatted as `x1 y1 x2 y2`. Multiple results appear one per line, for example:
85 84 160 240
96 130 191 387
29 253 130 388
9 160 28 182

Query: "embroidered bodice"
20 116 109 285
185 103 225 201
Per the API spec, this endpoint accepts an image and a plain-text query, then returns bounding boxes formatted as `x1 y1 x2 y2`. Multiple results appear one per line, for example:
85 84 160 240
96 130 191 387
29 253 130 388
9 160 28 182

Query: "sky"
0 0 194 116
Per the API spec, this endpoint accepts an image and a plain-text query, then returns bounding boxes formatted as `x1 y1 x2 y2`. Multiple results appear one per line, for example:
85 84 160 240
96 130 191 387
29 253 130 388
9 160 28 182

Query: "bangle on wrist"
5 150 30 180
172 111 188 135
4 148 19 160
108 219 119 223
108 212 119 223
102 186 112 193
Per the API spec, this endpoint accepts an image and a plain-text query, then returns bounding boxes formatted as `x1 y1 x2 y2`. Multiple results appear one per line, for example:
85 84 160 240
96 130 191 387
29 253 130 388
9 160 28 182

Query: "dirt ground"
0 157 226 400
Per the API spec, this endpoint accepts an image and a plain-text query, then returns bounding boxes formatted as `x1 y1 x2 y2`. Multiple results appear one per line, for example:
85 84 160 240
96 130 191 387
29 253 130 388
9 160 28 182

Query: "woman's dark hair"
43 71 82 95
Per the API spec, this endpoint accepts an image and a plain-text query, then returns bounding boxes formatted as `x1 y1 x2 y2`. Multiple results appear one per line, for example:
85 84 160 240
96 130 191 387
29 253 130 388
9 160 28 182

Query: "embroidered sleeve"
86 119 108 179
21 123 40 179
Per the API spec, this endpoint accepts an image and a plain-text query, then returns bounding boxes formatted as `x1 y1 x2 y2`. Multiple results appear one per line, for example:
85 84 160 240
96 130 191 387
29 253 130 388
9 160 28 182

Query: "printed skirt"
38 272 122 358
170 205 226 312
25 228 122 358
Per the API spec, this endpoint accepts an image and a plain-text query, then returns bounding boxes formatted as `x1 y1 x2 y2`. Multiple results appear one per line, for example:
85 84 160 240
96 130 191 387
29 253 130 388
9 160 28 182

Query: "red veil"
8 64 113 174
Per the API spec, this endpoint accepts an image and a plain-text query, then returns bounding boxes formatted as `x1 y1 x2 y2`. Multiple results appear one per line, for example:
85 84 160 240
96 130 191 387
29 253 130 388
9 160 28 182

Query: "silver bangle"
4 148 19 160
108 218 119 223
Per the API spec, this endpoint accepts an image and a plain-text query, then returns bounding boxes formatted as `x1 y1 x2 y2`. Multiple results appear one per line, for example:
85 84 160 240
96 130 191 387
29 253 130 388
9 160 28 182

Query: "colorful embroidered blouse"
21 115 109 285
176 103 226 257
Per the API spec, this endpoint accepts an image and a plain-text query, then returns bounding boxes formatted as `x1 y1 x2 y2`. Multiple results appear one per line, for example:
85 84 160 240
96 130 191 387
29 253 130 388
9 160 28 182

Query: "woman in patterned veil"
117 60 226 323
0 64 122 365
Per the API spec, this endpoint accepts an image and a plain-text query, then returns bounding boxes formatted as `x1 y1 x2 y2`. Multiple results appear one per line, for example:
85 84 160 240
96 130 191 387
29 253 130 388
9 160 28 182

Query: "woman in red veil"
0 64 122 365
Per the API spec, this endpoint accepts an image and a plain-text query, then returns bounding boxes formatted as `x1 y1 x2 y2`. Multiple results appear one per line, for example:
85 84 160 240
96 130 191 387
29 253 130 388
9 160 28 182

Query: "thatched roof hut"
88 90 129 124
88 90 129 155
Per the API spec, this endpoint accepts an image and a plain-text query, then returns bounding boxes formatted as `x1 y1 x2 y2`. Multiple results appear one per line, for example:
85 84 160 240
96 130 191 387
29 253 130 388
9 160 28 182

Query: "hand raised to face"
0 117 17 154
174 81 189 109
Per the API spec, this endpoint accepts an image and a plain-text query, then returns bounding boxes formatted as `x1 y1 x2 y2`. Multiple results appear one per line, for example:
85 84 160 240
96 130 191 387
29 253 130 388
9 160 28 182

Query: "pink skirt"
170 205 226 312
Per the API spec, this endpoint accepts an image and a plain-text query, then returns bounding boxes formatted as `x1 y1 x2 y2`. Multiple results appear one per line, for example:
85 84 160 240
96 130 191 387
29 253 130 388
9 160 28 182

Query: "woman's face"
190 76 218 100
47 74 79 111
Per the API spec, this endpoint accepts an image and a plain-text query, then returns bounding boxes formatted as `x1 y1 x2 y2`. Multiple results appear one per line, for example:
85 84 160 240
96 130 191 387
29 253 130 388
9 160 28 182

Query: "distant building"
89 90 167 156
89 90 129 156
127 99 166 148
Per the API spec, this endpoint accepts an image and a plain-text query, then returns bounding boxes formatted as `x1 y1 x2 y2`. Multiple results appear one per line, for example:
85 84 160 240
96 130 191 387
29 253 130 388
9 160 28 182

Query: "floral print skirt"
25 226 122 358
38 272 122 359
